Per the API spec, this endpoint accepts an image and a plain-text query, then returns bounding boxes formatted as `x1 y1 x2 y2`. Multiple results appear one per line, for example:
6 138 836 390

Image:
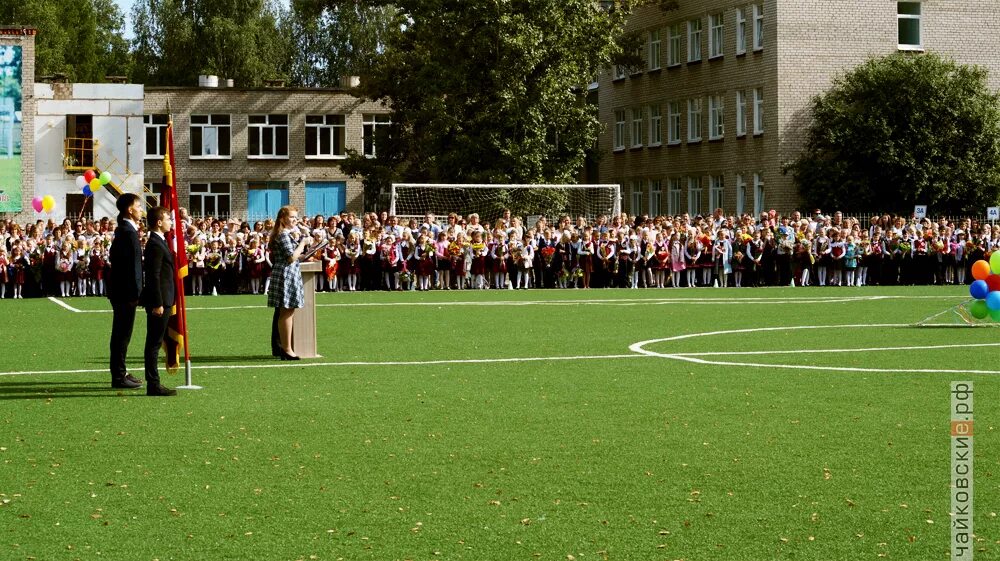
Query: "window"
190 114 231 158
753 173 764 215
736 7 747 55
753 4 764 51
614 109 626 151
687 98 702 143
631 108 644 148
709 14 724 58
248 114 289 159
736 90 747 137
687 19 702 62
630 46 644 75
630 181 643 215
649 30 661 70
753 88 764 135
667 102 681 144
735 174 746 215
363 114 392 157
143 114 168 158
649 179 662 216
305 114 346 158
708 95 724 140
688 176 702 216
668 178 682 215
898 2 922 50
648 104 662 146
614 65 627 80
189 182 231 218
668 24 682 66
709 175 724 211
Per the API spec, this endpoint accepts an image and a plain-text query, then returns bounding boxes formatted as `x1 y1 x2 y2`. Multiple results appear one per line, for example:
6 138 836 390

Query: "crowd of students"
0 207 988 299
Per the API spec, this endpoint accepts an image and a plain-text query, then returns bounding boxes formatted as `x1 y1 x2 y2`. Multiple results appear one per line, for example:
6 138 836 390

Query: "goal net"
389 183 622 223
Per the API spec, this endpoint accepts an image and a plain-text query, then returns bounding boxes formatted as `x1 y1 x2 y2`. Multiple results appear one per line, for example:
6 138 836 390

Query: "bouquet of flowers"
540 246 555 266
207 251 223 270
573 267 584 279
364 239 377 255
75 257 90 274
423 243 436 261
399 270 413 284
448 241 464 259
932 240 945 253
347 246 360 264
471 242 487 257
325 260 338 281
734 251 745 263
512 246 523 264
225 249 240 267
897 241 912 255
58 260 71 273
558 268 569 283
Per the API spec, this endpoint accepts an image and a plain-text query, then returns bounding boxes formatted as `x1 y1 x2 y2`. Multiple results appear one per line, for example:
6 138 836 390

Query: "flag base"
177 385 203 390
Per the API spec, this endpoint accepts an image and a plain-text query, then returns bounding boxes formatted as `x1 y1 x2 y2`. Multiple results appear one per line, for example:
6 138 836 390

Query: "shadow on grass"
83 355 277 366
0 383 135 400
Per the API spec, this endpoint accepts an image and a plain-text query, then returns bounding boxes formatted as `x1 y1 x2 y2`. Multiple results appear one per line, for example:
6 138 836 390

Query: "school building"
598 0 1000 218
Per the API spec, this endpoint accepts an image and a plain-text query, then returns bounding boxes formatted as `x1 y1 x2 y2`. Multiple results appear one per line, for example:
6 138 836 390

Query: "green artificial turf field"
2 286 998 560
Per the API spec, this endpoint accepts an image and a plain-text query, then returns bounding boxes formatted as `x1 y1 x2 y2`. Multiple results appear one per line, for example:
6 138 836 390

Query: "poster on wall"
0 45 22 213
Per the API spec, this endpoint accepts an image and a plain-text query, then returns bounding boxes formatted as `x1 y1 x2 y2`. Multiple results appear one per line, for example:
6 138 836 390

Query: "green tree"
789 52 1000 215
0 0 131 81
130 0 290 87
328 0 642 211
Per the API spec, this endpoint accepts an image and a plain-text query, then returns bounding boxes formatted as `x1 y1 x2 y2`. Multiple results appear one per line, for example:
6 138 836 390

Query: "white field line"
0 353 646 378
630 323 1000 375
47 294 966 313
673 342 1000 356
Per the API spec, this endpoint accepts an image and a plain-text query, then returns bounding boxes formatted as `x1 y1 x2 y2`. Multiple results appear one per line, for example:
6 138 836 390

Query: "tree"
330 0 643 210
0 0 131 81
789 52 1000 215
130 0 290 87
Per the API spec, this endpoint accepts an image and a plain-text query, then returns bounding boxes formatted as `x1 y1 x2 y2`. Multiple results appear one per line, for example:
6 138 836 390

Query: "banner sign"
0 45 22 213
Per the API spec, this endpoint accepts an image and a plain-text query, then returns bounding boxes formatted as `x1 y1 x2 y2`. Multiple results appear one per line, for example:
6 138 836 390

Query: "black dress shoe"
124 373 143 385
112 377 142 389
147 384 177 397
279 351 301 361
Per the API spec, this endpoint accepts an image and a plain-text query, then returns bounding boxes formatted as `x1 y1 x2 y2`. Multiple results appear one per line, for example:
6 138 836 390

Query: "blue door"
247 182 289 222
305 181 346 218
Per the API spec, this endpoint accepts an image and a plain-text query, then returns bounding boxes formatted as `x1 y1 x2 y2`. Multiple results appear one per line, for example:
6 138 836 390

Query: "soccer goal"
389 183 622 223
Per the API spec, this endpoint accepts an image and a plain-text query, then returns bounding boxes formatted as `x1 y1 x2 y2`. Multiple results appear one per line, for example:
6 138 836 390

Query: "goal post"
389 183 622 223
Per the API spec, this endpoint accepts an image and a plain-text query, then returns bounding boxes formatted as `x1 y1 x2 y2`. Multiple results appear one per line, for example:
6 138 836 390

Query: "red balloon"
986 274 1000 293
83 169 97 183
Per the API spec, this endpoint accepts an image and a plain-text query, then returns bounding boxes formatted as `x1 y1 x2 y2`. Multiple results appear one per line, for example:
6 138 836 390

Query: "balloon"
970 299 989 319
75 175 87 189
987 275 1000 293
970 280 989 300
83 185 93 197
991 252 1000 274
41 195 55 213
89 178 102 191
99 171 112 185
972 260 991 281
990 307 1000 322
986 291 1000 311
83 169 96 183
31 196 43 213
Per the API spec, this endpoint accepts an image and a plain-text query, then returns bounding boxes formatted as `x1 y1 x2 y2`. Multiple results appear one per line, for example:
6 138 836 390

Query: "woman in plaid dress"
267 206 313 360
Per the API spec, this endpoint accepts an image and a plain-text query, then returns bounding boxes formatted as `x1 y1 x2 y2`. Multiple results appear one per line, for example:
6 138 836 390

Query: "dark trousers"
271 307 281 355
109 301 137 381
144 310 170 386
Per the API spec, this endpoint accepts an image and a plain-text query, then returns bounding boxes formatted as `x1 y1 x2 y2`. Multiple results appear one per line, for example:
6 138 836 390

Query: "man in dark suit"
140 206 178 396
108 193 145 389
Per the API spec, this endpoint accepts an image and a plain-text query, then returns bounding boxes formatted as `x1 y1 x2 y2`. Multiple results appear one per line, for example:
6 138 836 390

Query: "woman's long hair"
269 206 297 252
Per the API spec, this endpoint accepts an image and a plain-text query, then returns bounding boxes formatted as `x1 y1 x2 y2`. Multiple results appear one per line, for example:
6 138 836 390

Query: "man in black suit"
140 206 177 396
108 193 145 389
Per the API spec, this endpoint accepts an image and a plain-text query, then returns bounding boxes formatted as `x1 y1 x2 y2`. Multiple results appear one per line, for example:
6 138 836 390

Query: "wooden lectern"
293 261 322 358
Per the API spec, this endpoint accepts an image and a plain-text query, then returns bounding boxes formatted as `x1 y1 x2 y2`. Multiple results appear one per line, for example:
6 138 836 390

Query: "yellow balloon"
41 195 55 213
89 178 102 191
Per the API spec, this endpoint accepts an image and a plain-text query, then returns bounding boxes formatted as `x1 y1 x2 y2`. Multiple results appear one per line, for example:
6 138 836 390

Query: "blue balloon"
986 291 1000 311
83 185 93 197
970 280 990 300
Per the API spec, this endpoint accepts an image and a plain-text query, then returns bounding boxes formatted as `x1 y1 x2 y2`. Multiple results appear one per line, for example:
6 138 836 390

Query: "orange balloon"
972 260 991 281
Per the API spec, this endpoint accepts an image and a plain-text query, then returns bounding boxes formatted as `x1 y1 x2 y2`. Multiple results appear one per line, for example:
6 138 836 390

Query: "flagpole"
164 118 200 390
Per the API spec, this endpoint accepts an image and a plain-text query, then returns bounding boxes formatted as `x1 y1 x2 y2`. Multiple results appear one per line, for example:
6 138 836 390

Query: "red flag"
162 122 189 373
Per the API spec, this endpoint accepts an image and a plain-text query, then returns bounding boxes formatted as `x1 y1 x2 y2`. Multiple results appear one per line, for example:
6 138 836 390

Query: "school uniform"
140 232 177 395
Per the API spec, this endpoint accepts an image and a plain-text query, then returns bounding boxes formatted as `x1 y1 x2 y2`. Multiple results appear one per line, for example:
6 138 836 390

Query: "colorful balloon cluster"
30 195 55 213
967 255 1000 320
76 169 112 197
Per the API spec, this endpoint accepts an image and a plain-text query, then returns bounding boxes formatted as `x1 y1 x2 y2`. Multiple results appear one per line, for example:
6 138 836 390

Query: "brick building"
143 83 390 221
598 0 1000 218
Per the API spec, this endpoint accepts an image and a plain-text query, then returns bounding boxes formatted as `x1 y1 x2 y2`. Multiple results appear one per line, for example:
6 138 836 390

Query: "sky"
112 0 292 39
